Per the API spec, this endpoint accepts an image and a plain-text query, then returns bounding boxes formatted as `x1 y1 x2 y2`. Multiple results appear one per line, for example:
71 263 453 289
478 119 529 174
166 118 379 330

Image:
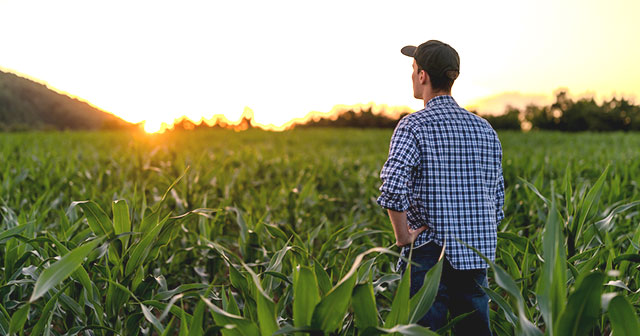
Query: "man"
377 40 504 335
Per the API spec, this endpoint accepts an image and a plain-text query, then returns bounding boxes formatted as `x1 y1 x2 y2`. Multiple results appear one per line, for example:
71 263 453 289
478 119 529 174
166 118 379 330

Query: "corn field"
1 129 639 335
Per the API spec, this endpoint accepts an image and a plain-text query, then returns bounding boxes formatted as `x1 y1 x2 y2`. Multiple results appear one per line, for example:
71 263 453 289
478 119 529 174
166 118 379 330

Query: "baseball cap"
401 40 460 80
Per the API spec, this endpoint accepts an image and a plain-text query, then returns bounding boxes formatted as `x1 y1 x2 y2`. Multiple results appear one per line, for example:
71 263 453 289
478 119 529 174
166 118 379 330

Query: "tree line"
294 108 409 129
291 90 640 132
478 91 640 131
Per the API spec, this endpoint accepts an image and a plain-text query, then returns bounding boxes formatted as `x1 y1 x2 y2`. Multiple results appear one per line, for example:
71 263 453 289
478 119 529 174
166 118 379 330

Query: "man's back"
378 95 504 270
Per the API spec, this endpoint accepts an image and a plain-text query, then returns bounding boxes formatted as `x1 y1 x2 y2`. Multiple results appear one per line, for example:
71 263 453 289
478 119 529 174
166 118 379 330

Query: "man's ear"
419 70 429 85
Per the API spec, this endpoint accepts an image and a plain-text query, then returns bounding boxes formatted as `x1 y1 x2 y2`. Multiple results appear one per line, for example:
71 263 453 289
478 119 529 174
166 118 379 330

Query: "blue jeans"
401 242 492 335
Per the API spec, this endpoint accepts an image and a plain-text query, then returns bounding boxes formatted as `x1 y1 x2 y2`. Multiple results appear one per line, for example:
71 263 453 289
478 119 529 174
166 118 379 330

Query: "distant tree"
295 107 404 129
524 104 556 130
173 118 197 131
521 90 640 132
601 97 638 131
481 106 522 130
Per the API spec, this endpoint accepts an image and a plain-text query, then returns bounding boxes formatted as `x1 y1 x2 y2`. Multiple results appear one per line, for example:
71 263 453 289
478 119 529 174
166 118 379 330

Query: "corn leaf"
555 272 604 336
608 295 640 336
30 238 103 302
352 282 379 329
293 265 320 328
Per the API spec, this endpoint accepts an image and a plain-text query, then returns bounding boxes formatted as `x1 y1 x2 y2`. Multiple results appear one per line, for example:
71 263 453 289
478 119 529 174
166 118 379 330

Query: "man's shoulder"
399 105 448 127
401 103 487 128
400 104 500 144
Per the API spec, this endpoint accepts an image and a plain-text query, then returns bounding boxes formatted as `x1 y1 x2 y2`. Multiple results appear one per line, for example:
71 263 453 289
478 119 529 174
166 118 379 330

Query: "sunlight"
143 120 164 133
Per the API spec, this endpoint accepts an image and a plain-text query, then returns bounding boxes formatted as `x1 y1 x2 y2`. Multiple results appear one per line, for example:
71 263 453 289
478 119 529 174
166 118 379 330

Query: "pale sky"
1 0 639 132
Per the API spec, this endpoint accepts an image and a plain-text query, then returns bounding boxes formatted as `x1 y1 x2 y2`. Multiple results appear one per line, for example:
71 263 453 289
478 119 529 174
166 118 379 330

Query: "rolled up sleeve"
377 118 419 212
495 168 505 224
495 141 505 224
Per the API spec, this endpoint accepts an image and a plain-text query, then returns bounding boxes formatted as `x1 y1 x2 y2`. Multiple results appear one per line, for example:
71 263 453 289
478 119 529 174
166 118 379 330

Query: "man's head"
402 40 460 100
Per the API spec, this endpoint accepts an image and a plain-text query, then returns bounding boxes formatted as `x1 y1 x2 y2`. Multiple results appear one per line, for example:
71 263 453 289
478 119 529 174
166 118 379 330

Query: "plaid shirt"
377 95 504 270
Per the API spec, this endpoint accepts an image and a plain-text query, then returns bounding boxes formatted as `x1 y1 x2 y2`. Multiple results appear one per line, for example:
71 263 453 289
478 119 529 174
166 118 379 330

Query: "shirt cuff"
376 192 410 212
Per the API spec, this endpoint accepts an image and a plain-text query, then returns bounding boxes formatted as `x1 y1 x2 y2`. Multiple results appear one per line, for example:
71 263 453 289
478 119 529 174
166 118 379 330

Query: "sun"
143 120 164 133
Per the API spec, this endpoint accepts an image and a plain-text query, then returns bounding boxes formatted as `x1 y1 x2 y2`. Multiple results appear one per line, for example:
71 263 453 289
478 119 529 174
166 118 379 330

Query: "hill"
0 70 134 131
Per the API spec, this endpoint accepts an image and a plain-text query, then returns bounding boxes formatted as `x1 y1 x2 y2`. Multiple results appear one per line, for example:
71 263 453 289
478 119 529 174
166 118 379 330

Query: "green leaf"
139 208 160 235
143 300 193 323
575 166 609 238
385 259 411 327
352 283 378 329
408 244 444 324
241 264 278 336
613 253 640 264
31 282 72 335
179 308 190 336
595 201 640 232
0 223 28 244
0 303 10 334
201 297 260 336
154 283 209 301
608 295 640 336
366 324 440 335
536 197 566 335
141 304 165 334
434 311 475 335
76 201 113 237
229 266 250 297
311 247 399 333
224 288 241 316
313 261 332 296
481 286 518 326
157 167 190 211
519 177 550 206
563 164 573 217
187 299 205 336
226 206 249 247
264 223 289 242
555 272 604 336
311 272 356 333
113 200 131 249
125 213 169 276
8 304 29 336
256 290 278 336
263 244 292 292
47 233 95 302
30 238 103 302
161 317 176 336
293 265 320 328
273 325 321 335
497 232 537 255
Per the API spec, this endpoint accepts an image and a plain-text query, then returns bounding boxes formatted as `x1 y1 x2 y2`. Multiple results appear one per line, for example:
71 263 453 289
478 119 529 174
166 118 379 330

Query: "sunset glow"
1 0 639 131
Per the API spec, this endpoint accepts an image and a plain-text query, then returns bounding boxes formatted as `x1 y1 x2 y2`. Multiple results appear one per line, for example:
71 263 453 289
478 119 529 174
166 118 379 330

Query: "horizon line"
2 66 638 133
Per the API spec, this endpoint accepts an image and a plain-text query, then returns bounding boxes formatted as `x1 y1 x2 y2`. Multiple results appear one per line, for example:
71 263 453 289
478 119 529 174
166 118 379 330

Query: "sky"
1 0 639 132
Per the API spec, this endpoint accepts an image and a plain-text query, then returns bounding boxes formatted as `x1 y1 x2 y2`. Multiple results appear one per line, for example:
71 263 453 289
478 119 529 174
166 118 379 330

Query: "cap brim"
401 45 417 57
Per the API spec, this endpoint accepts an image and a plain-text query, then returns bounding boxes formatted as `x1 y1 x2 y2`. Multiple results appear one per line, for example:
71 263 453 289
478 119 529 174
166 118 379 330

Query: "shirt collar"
424 95 458 109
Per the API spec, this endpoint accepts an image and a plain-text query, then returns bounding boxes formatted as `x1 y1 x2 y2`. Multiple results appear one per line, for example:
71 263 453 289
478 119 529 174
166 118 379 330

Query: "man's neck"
422 91 451 107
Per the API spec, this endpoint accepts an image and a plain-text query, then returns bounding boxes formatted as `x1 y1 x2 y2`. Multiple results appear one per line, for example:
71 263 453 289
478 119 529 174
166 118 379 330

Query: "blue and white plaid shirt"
377 95 504 270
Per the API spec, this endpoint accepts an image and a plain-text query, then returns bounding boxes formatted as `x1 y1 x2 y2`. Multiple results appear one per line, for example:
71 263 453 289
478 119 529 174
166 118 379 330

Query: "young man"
377 40 504 335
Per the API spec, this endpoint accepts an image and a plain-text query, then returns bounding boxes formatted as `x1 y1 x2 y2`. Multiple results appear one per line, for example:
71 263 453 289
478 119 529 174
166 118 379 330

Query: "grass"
0 129 639 335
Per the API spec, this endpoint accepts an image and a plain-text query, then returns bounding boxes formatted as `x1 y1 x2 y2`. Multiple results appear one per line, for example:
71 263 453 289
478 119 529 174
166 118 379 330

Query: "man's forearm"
387 209 427 247
388 209 411 246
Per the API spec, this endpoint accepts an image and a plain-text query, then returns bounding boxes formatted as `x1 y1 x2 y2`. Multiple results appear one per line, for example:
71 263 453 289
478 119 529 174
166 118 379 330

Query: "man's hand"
396 225 427 247
386 209 428 247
